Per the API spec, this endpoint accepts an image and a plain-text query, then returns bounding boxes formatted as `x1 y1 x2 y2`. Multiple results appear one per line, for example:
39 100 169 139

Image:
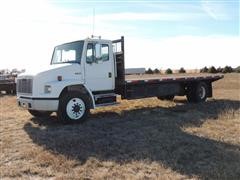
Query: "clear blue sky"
49 0 239 38
0 0 239 71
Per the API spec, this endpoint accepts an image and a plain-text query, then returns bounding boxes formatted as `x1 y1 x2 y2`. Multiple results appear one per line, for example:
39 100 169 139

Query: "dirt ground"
0 73 239 179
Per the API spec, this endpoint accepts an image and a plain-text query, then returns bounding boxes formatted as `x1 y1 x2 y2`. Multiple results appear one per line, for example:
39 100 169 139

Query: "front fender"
48 80 95 109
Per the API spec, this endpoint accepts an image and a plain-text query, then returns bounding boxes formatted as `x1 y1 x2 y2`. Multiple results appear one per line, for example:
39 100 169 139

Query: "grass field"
0 73 239 179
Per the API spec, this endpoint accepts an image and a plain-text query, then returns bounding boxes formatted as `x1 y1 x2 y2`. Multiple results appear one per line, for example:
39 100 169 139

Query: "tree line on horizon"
145 66 240 74
0 69 25 75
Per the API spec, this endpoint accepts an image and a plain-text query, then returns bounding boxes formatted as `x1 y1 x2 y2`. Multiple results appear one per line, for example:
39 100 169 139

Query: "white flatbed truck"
17 36 223 123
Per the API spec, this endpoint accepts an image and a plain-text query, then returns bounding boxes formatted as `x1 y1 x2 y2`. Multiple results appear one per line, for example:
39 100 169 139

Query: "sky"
0 0 239 71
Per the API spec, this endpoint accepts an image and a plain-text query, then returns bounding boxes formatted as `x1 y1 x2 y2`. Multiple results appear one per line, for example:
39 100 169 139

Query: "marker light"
57 76 62 81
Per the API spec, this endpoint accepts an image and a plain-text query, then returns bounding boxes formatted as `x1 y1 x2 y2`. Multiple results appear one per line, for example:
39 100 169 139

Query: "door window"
86 43 109 63
86 43 94 63
101 44 109 61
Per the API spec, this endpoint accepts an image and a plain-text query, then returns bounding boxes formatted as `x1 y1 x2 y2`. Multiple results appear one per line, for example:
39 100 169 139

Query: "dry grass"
0 73 240 179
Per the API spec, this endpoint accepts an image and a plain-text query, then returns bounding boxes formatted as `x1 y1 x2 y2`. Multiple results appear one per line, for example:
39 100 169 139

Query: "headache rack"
112 36 126 97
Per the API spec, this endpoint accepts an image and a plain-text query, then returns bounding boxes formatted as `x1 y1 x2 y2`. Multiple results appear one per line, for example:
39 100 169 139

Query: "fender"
82 85 95 108
59 84 96 109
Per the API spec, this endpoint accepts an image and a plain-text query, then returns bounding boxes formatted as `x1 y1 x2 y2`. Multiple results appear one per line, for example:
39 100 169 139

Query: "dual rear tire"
157 82 208 103
187 82 208 103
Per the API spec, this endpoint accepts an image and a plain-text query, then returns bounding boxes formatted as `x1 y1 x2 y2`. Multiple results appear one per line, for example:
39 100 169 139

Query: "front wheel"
28 110 52 117
57 92 90 124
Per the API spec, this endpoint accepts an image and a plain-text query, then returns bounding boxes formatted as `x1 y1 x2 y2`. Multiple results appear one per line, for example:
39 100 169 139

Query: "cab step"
95 102 120 107
94 93 117 105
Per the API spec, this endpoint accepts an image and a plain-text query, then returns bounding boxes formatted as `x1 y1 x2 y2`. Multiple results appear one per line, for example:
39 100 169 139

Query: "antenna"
92 8 95 36
90 8 101 39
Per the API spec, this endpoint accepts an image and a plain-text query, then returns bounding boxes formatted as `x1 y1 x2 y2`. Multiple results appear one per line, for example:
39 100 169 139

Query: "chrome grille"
17 78 33 94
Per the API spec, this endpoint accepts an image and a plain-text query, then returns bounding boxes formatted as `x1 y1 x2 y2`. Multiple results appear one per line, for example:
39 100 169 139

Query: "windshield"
51 41 84 64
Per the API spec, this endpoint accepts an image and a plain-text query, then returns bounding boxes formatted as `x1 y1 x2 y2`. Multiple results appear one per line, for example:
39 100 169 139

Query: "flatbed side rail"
125 74 224 85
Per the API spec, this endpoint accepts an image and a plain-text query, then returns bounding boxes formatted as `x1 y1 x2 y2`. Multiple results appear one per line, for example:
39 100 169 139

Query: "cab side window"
101 44 109 61
86 43 94 62
86 43 109 63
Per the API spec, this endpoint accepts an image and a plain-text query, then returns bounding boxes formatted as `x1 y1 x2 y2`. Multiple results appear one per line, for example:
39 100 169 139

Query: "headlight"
44 85 52 93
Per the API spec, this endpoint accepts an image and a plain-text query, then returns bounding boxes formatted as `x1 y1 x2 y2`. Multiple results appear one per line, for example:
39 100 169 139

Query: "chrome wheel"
66 98 86 120
198 86 206 100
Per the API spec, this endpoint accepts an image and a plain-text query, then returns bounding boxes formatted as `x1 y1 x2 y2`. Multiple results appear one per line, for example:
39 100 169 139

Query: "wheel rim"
199 86 206 99
66 98 85 120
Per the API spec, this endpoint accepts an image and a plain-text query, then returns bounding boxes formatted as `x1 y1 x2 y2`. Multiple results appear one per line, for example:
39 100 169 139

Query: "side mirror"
86 56 93 64
95 43 102 59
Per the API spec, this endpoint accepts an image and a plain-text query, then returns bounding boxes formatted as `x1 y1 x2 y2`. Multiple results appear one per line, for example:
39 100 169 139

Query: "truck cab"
51 38 116 91
17 36 223 123
17 37 121 123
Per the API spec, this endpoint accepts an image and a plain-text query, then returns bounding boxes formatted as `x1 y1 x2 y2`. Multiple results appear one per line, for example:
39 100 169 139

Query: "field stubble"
0 73 240 179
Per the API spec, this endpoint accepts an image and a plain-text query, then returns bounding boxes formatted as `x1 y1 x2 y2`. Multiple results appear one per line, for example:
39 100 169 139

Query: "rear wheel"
187 82 208 103
57 92 90 124
28 110 52 117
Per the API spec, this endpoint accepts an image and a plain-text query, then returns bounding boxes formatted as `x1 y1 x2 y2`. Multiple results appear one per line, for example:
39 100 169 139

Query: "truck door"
84 42 114 91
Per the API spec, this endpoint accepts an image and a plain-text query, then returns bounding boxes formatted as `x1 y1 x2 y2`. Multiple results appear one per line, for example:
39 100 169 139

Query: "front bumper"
17 96 59 111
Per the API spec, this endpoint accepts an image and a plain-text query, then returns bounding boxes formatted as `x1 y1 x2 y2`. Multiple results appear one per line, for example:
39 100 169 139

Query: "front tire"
57 92 90 124
28 110 52 117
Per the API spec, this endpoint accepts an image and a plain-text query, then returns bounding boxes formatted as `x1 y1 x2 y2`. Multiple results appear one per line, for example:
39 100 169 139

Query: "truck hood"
19 64 76 77
17 63 83 97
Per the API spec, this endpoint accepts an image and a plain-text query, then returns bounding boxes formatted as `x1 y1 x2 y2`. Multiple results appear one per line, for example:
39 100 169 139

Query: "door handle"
108 72 112 78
